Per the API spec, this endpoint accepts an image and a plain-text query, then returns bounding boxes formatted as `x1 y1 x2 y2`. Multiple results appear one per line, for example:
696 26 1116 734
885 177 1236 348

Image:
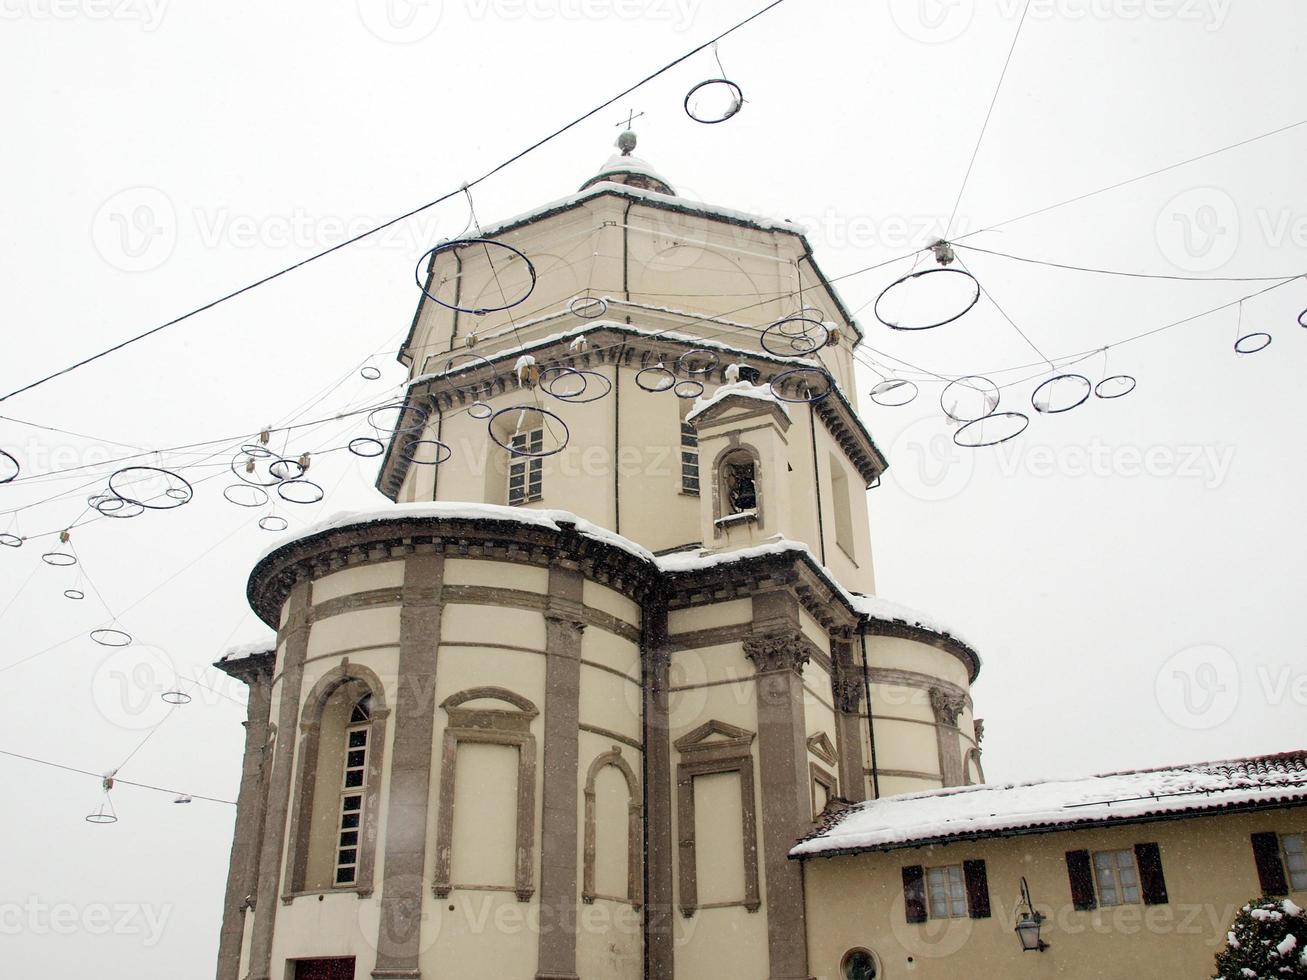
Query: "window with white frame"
1092 849 1141 906
680 422 699 495
507 429 543 506
925 865 967 919
1282 833 1307 890
334 696 371 887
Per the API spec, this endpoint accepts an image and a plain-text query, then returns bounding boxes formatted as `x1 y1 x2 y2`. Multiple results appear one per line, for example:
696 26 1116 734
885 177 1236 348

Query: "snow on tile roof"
217 636 277 664
791 750 1307 858
685 380 791 424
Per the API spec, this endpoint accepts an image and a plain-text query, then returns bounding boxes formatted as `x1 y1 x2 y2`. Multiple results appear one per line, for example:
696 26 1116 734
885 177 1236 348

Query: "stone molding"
581 746 642 907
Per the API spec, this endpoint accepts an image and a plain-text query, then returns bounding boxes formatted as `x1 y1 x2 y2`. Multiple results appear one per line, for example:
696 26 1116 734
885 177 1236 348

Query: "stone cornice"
377 323 885 499
246 516 659 629
213 649 275 685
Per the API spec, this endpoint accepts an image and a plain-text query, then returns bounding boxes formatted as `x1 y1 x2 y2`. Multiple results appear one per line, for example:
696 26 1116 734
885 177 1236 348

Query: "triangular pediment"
674 719 756 753
806 731 838 766
687 393 792 433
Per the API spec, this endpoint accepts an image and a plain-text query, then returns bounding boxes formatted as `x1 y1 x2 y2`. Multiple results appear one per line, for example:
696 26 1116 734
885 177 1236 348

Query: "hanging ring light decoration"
277 479 325 504
684 78 744 124
0 449 17 484
1094 375 1137 399
399 439 453 467
543 368 611 403
230 446 287 488
161 690 192 705
761 317 829 357
1299 307 1307 328
869 378 919 407
769 366 835 404
569 295 608 319
415 239 537 315
677 348 721 376
468 401 494 419
635 361 677 393
108 466 193 510
368 402 429 435
940 375 1000 423
223 484 270 508
433 351 497 400
258 515 289 532
360 365 382 381
1234 332 1272 354
674 380 705 399
64 588 85 600
0 532 22 548
41 551 77 567
348 437 386 458
1031 374 1092 415
488 406 570 458
85 804 118 825
91 627 133 648
266 458 305 482
953 412 1030 448
91 493 145 519
873 267 981 331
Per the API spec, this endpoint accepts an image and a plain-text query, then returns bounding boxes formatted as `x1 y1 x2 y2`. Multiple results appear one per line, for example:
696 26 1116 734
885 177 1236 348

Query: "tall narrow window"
829 455 856 560
1282 834 1307 890
335 695 371 887
680 422 699 495
507 429 543 506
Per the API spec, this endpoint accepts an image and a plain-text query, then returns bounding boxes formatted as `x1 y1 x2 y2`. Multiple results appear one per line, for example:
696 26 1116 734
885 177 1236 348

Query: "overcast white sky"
2 1 1305 975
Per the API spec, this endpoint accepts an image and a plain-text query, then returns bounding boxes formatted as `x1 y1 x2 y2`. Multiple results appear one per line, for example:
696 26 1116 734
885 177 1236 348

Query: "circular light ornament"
953 412 1030 448
90 627 133 648
431 351 497 400
488 406 570 458
874 267 980 331
161 690 192 705
108 466 193 510
683 78 744 124
674 380 705 400
869 378 919 407
569 295 607 319
348 437 386 458
940 375 1000 423
1234 332 1272 355
84 808 118 825
415 239 537 315
1 533 23 548
770 366 835 404
41 551 77 567
677 348 721 376
544 369 610 404
0 449 18 485
223 484 270 508
1031 374 1092 415
277 479 325 505
267 458 305 482
635 363 676 393
1094 375 1137 399
761 317 829 357
258 515 289 532
468 401 494 419
367 403 429 436
360 365 382 381
399 439 453 467
63 588 85 601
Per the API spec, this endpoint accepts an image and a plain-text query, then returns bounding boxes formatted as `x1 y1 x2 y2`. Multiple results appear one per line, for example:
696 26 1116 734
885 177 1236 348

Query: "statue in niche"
725 460 757 513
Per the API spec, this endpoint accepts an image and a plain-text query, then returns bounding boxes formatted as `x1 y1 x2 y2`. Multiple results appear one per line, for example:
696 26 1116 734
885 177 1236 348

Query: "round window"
842 948 878 980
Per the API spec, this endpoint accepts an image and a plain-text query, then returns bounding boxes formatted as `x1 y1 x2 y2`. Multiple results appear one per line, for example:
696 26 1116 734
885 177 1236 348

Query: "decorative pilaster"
829 642 866 804
745 604 816 980
642 600 675 980
244 579 313 980
536 567 585 980
930 687 967 787
214 652 274 980
372 552 444 980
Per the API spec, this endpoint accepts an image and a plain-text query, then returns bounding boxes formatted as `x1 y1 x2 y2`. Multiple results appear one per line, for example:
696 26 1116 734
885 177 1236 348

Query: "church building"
212 136 985 980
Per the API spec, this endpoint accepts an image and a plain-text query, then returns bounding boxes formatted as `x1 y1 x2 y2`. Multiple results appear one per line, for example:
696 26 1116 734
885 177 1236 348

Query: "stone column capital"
742 630 810 674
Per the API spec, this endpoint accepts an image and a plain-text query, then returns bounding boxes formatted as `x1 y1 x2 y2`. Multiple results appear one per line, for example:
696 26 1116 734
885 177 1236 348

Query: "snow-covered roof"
792 750 1307 858
217 636 277 664
686 380 791 424
584 153 674 191
473 180 807 240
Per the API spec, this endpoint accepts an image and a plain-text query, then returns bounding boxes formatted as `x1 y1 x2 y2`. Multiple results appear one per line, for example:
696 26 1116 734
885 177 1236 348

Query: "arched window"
583 747 641 906
282 667 389 898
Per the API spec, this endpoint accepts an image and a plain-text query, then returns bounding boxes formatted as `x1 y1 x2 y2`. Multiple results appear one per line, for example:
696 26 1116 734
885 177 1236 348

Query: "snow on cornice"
792 750 1307 858
217 636 277 664
686 380 791 424
472 180 808 240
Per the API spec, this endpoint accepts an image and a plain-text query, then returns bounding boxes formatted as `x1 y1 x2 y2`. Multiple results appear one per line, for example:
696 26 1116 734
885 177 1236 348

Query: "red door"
293 958 355 980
